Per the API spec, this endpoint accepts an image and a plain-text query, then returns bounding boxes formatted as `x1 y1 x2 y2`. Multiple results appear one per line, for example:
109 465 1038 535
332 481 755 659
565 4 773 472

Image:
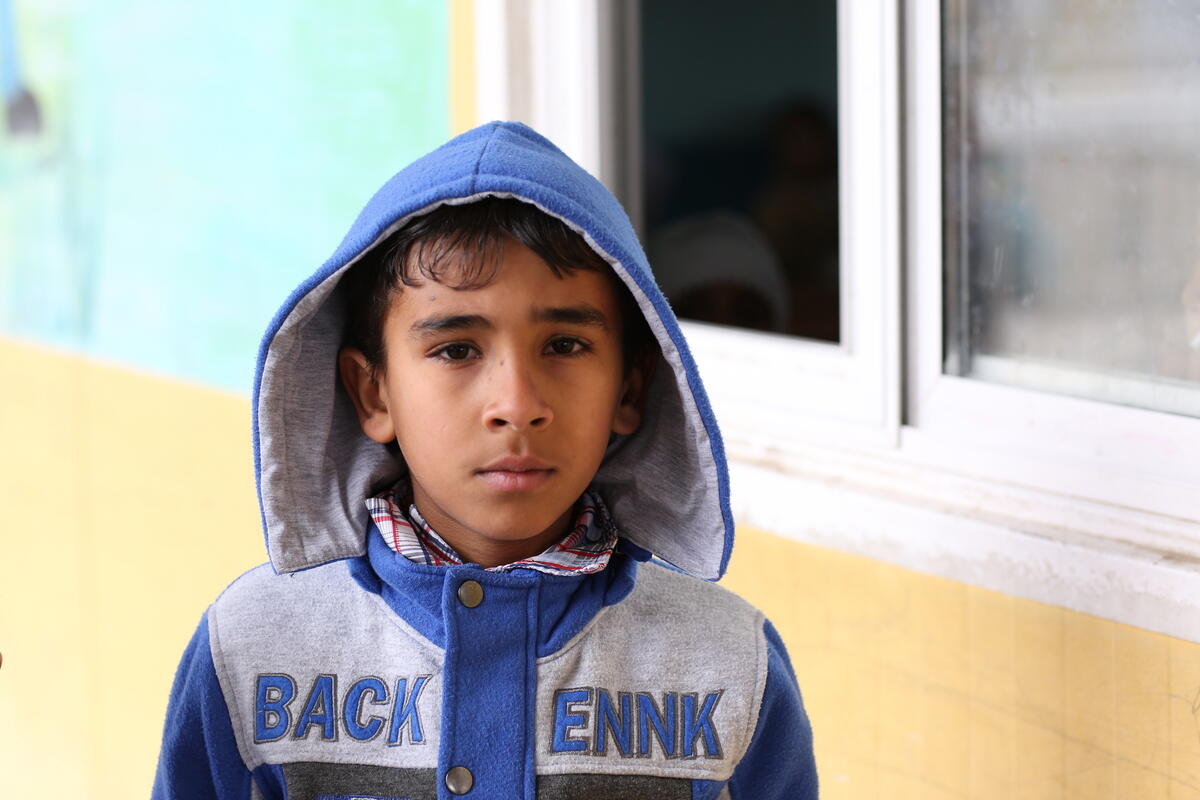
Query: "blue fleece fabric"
152 615 253 800
354 523 639 656
351 531 647 797
727 621 820 799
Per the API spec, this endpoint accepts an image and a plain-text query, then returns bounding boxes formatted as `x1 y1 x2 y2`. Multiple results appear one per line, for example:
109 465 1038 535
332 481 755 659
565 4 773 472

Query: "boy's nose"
483 360 553 431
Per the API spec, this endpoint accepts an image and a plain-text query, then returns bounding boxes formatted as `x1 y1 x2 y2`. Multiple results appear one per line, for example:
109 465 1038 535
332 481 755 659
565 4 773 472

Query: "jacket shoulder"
211 560 354 616
205 560 444 771
622 560 765 631
209 558 438 654
533 561 770 783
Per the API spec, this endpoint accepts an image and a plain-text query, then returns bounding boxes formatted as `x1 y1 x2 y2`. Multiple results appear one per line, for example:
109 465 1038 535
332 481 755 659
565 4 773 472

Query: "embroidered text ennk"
550 687 724 759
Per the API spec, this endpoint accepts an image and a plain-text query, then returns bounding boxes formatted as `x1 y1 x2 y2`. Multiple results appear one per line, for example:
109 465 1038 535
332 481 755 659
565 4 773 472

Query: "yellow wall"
3 338 1200 797
449 0 478 137
0 340 262 794
723 526 1200 800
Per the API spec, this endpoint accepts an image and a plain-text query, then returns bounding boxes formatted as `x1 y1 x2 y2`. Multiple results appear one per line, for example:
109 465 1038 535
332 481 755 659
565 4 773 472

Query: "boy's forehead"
384 253 621 328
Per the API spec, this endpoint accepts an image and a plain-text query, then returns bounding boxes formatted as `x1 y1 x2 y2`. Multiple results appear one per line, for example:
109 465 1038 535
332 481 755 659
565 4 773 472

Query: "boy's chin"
470 519 567 545
463 507 575 544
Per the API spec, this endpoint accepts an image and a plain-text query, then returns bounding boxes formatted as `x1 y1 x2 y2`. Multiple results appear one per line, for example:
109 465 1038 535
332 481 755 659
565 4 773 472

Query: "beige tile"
968 699 1015 800
917 575 970 697
1115 763 1169 800
1063 612 1116 800
1169 776 1200 800
83 361 262 795
867 559 921 675
800 648 846 762
822 754 880 800
878 763 964 800
1013 595 1064 731
0 344 94 794
1064 613 1115 755
923 687 971 796
968 586 1016 710
876 666 925 773
797 640 838 709
1168 638 1200 791
1014 718 1065 800
801 652 878 764
814 747 855 800
836 659 881 760
1114 624 1170 777
1064 739 1115 800
826 550 894 660
780 540 831 651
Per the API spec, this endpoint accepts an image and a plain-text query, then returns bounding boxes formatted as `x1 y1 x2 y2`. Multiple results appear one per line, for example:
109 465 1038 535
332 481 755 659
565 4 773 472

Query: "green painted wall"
0 0 448 392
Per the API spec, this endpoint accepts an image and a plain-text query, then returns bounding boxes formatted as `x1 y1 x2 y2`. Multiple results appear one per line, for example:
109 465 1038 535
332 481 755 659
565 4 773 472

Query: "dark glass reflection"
641 0 839 341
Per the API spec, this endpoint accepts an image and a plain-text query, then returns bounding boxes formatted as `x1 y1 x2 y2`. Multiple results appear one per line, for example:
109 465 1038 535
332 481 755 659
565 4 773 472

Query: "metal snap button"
457 580 484 608
445 765 474 794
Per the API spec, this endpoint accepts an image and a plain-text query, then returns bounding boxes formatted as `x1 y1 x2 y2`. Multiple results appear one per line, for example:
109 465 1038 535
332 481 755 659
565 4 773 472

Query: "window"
907 0 1200 526
943 0 1200 418
622 0 901 445
639 1 840 342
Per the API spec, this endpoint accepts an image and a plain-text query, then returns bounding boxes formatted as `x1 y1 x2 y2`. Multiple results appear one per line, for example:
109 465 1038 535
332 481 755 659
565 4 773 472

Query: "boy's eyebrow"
410 313 493 338
409 304 611 339
532 304 610 329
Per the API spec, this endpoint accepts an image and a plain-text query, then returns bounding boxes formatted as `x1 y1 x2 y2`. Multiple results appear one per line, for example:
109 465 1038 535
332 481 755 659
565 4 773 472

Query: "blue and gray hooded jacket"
152 121 818 800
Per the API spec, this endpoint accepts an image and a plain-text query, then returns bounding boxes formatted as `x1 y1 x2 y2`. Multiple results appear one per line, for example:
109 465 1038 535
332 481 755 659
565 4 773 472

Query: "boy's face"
339 238 645 568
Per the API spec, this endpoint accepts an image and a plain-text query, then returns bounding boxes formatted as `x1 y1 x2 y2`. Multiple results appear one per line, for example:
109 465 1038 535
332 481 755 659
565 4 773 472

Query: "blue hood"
252 121 733 580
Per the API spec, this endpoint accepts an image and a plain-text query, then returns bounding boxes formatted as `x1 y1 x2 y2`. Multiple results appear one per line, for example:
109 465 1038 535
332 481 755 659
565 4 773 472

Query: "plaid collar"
365 482 618 576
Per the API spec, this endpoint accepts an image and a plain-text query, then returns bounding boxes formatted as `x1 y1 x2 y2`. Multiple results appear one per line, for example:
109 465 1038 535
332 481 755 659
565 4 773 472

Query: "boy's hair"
341 197 655 373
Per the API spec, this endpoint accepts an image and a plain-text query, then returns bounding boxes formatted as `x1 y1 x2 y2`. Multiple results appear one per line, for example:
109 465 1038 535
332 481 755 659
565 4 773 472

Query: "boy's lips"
476 456 555 492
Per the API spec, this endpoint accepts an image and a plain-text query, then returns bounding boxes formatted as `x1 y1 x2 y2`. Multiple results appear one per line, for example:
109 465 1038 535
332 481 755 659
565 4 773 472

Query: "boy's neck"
409 481 575 569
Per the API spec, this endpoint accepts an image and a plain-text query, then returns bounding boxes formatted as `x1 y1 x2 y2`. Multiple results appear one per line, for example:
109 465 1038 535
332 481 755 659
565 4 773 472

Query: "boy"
153 121 817 799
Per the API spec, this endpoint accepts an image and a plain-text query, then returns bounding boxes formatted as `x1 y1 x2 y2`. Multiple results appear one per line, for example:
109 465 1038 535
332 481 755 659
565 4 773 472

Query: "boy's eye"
434 343 478 361
547 337 586 356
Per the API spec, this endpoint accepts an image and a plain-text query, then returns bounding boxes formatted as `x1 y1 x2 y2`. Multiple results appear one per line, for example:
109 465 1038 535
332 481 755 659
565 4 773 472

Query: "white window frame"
472 0 1200 642
674 0 902 454
903 0 1200 532
473 0 606 179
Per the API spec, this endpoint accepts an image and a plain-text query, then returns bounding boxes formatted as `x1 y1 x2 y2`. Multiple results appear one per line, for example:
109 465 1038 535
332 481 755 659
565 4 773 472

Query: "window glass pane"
640 0 839 341
943 0 1200 417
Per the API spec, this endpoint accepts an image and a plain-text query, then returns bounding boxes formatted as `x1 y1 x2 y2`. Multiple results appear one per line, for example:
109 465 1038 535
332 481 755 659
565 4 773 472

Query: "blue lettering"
681 691 723 758
636 692 677 757
254 675 296 742
594 690 633 756
551 688 593 752
294 674 337 740
387 675 429 746
343 677 389 741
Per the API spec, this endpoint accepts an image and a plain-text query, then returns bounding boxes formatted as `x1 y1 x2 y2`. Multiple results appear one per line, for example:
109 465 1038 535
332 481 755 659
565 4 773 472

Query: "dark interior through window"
640 0 840 341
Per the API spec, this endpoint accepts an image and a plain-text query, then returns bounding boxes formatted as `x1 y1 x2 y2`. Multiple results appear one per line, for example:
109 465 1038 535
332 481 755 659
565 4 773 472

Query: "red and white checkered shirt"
365 482 618 576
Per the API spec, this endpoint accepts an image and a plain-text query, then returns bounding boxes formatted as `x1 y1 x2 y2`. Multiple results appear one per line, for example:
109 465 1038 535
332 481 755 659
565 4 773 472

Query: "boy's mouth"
476 456 555 492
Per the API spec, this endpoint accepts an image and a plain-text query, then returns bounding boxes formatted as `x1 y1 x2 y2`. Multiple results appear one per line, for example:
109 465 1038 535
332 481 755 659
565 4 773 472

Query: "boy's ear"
612 351 658 436
337 347 397 444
